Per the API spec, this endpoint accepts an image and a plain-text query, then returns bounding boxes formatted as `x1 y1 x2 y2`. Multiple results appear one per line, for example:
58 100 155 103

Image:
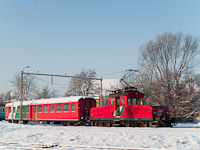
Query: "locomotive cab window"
117 97 120 105
132 98 137 105
72 104 75 112
121 97 124 105
64 104 69 112
111 98 114 105
128 98 132 105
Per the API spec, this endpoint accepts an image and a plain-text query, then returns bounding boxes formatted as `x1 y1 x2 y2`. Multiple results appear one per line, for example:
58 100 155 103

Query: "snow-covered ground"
0 121 200 150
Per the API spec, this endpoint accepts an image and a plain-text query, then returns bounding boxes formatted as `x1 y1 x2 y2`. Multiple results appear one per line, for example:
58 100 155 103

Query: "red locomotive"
5 89 171 127
90 89 171 127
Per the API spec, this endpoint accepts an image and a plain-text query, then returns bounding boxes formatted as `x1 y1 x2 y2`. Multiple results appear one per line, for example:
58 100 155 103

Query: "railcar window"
111 98 114 105
139 98 143 105
3 108 4 113
56 104 61 112
9 107 11 113
22 107 25 113
38 106 42 113
13 107 16 113
64 104 69 112
128 98 132 105
72 104 75 112
0 107 4 113
50 105 55 112
17 107 20 113
117 98 120 105
121 97 124 105
26 106 29 113
44 105 48 112
132 98 137 105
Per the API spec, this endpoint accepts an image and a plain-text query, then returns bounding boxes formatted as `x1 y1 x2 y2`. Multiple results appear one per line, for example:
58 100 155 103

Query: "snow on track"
0 121 200 150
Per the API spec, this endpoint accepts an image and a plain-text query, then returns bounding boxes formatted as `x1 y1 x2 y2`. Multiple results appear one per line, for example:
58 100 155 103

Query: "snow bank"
0 121 200 149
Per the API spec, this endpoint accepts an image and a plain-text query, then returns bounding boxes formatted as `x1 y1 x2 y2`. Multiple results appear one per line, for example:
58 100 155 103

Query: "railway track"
0 141 145 150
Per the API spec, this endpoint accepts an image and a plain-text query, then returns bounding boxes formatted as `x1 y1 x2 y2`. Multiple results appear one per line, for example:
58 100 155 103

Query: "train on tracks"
5 88 171 127
0 104 5 120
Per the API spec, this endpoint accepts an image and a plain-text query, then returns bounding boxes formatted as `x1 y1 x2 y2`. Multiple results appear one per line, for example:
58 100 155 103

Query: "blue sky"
0 0 200 95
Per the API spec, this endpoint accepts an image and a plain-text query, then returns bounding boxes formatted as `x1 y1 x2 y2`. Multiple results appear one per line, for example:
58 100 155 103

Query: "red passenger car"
5 96 96 125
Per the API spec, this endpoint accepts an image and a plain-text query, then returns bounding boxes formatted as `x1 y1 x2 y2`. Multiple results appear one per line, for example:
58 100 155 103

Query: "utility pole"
100 77 103 106
19 70 23 123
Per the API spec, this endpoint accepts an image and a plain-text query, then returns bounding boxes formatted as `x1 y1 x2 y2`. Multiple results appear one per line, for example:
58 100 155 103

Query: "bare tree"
65 69 99 96
0 93 5 103
139 32 199 119
10 73 37 100
36 86 58 99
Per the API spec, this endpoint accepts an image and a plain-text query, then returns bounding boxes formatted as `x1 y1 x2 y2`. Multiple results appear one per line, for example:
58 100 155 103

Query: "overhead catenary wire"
30 75 69 86
0 0 76 19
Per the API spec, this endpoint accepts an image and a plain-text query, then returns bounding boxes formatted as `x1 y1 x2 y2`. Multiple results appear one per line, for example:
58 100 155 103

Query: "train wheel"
90 121 94 126
125 121 130 127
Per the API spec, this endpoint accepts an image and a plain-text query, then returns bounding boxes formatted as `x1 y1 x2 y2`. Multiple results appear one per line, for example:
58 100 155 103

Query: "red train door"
114 97 120 116
32 105 37 121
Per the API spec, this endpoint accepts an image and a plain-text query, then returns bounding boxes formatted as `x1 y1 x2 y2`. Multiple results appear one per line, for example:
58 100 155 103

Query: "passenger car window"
72 104 75 112
64 104 69 112
44 105 48 112
38 106 42 113
57 104 61 112
50 105 55 112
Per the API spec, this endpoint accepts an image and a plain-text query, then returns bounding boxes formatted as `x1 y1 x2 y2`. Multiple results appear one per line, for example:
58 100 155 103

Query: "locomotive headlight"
166 111 169 114
154 111 157 114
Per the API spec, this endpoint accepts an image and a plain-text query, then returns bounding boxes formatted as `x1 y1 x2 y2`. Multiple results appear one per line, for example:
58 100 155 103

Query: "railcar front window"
117 98 120 105
26 106 29 113
72 104 75 112
111 98 114 105
50 105 55 112
121 97 124 105
132 98 137 105
64 104 69 112
128 98 132 105
57 104 61 112
44 105 48 112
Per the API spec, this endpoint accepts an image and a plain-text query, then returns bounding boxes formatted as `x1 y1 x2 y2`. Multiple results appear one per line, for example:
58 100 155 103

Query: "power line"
31 76 69 86
0 0 76 19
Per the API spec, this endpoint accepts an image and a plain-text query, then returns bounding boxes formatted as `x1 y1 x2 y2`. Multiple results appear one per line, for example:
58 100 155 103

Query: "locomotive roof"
5 96 95 107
